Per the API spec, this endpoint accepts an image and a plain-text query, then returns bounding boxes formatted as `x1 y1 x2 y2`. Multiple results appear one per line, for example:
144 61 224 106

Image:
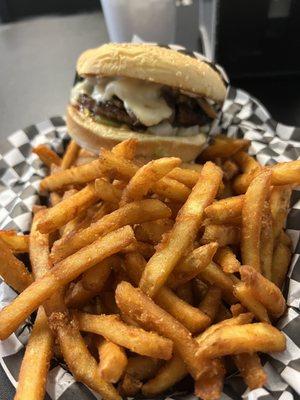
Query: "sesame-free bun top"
77 43 227 103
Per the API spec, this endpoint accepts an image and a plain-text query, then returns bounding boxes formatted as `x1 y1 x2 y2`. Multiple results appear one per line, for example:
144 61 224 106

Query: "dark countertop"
0 10 299 400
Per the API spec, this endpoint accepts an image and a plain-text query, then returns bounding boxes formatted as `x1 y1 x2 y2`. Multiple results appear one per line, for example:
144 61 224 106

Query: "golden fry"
270 185 292 241
272 241 292 288
140 162 222 297
61 140 80 169
134 219 174 244
166 167 200 188
0 231 29 253
152 177 191 202
198 285 222 321
204 195 244 224
116 281 204 380
201 224 240 247
111 138 138 160
33 144 62 167
76 312 173 360
0 238 32 293
260 201 274 279
95 178 122 204
271 160 300 185
233 352 267 390
214 246 240 273
51 199 170 263
201 135 250 160
241 170 272 271
240 265 286 318
194 359 226 400
98 339 128 383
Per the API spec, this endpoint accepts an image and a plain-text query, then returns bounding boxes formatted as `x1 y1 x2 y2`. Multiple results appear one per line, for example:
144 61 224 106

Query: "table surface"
1 10 300 400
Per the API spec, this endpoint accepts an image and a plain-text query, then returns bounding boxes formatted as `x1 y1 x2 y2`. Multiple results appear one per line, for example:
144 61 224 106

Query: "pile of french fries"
1 135 300 400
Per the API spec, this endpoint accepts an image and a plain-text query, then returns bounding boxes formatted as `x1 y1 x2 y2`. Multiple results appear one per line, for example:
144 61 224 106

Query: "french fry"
50 192 61 206
65 258 114 308
198 285 222 321
134 219 174 244
204 195 244 224
241 170 272 271
124 252 211 333
122 241 155 259
201 136 250 160
233 352 267 390
61 140 80 169
270 185 292 242
139 162 222 297
152 177 191 202
116 281 205 380
142 312 253 396
0 231 29 253
51 312 121 400
214 246 240 273
142 353 187 396
33 144 62 167
230 303 246 317
272 241 292 288
181 162 203 172
95 178 122 204
240 265 286 318
233 282 270 323
199 262 237 304
260 201 274 279
196 323 286 359
51 199 170 263
194 359 226 400
120 157 181 205
222 159 239 181
0 226 135 339
38 184 99 234
75 312 173 360
167 243 218 289
233 151 261 194
166 167 200 188
201 225 240 246
14 307 53 400
0 238 33 293
111 138 138 160
40 158 105 191
271 160 300 186
97 339 128 383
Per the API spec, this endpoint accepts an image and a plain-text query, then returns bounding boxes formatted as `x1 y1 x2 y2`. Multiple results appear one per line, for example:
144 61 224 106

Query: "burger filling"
70 77 218 137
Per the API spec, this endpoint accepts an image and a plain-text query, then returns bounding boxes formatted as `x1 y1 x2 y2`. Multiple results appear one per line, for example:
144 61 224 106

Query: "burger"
67 43 227 162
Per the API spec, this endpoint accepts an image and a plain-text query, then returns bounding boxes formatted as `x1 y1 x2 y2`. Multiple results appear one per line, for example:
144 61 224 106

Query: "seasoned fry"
201 136 250 160
14 307 53 400
196 323 285 359
139 162 222 297
0 238 33 293
33 144 62 167
271 160 300 185
38 184 99 233
199 262 237 304
134 219 174 244
233 282 270 323
194 359 226 400
232 151 261 194
51 199 170 263
120 157 181 205
167 243 218 288
152 177 191 202
241 170 272 271
201 225 240 246
95 178 122 204
0 226 135 339
75 312 173 359
111 138 138 160
142 353 187 396
270 185 292 241
124 252 211 333
260 201 274 279
122 241 155 259
240 265 286 318
272 241 292 288
167 167 200 188
97 339 128 383
61 140 80 169
204 195 243 224
0 231 29 253
214 247 240 273
233 353 267 390
66 258 114 308
116 281 205 379
198 285 222 321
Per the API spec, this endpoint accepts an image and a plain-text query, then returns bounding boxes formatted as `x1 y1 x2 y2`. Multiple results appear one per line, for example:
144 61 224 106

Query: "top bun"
77 43 226 103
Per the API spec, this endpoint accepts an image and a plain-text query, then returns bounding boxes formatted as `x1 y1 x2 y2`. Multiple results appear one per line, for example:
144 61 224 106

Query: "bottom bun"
66 105 207 162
